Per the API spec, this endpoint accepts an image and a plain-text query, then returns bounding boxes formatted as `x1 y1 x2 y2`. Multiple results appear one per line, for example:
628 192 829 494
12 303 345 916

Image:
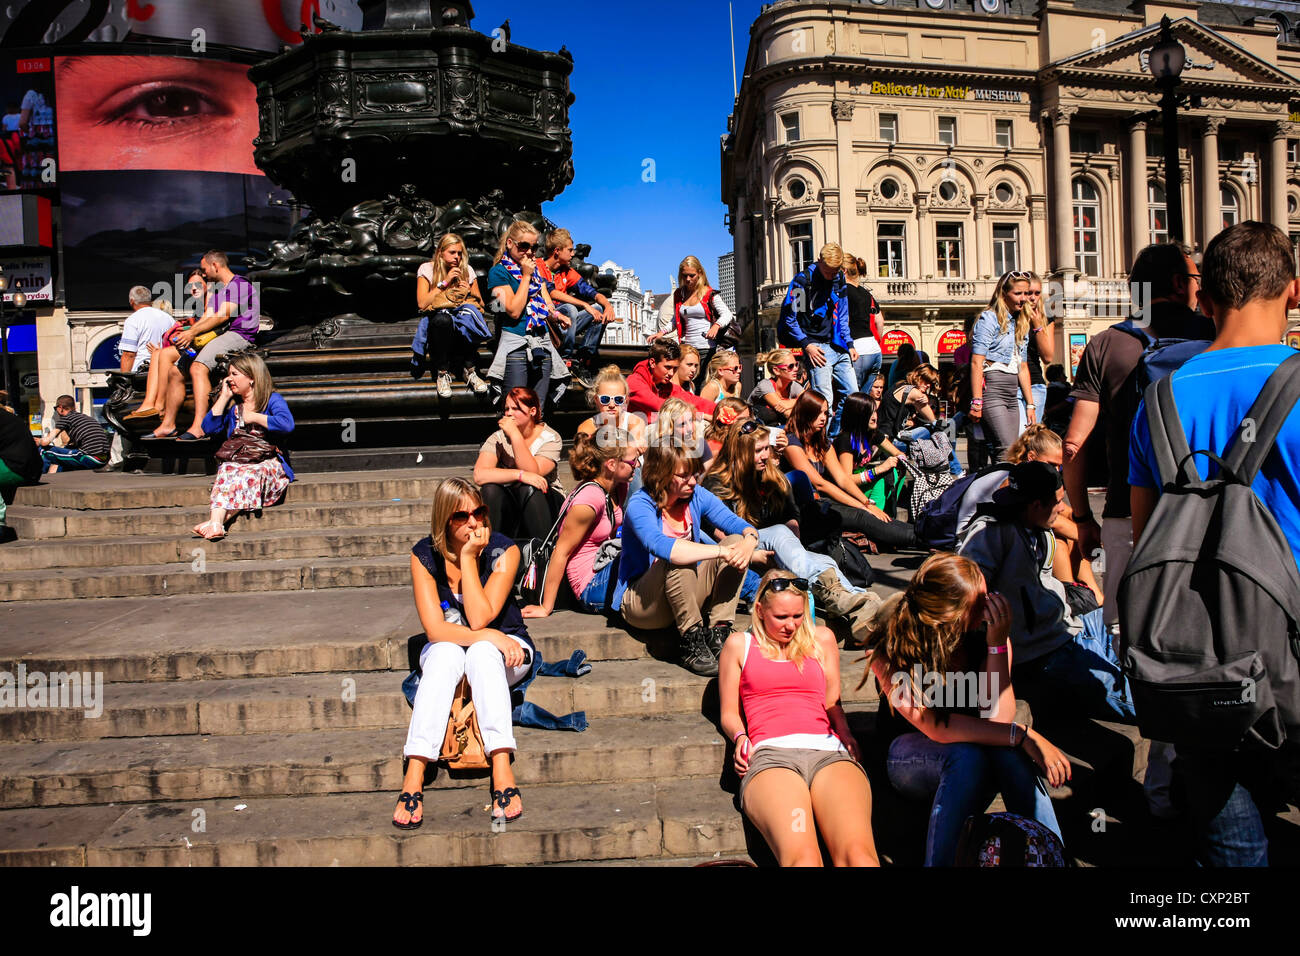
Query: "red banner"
881 329 915 357
937 329 966 355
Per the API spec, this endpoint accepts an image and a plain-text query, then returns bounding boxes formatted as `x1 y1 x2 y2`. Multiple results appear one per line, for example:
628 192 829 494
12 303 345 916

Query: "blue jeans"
887 732 1062 866
1176 749 1278 867
578 560 616 613
1012 609 1137 724
556 303 607 365
757 523 860 593
852 349 882 395
1018 382 1048 434
804 344 858 439
895 422 963 477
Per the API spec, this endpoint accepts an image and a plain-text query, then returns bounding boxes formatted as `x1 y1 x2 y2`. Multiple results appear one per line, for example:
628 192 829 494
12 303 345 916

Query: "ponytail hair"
569 429 631 482
755 348 795 377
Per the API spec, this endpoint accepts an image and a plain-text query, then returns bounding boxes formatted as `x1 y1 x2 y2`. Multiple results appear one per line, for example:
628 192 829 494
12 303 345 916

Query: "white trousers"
1101 516 1134 631
403 638 531 759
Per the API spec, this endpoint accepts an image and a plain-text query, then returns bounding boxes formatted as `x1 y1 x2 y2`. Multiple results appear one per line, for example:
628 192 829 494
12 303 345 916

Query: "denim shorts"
739 745 863 807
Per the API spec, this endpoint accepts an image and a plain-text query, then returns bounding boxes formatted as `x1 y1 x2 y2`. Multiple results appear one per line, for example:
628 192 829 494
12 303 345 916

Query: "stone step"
0 652 879 742
4 498 432 541
0 776 745 866
0 524 427 572
0 594 654 683
0 715 730 809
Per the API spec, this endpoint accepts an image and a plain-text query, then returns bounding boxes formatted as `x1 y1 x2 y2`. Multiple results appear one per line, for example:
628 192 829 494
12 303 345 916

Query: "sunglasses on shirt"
598 394 627 407
450 505 489 524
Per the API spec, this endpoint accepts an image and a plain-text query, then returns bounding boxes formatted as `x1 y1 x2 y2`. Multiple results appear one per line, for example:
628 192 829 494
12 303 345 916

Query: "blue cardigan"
202 392 296 481
612 484 755 611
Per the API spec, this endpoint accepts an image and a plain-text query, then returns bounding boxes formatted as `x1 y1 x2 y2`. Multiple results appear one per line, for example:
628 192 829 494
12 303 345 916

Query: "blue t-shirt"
1129 344 1300 572
486 263 532 337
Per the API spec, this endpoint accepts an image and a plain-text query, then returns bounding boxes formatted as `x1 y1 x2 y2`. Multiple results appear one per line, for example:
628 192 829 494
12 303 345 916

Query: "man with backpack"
1126 221 1300 867
1063 243 1215 633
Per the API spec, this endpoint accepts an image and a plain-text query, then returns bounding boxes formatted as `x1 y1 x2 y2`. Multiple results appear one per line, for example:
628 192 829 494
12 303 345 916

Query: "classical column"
1126 118 1148 259
1050 105 1078 274
973 197 989 278
1271 121 1291 230
832 97 856 248
1200 117 1224 248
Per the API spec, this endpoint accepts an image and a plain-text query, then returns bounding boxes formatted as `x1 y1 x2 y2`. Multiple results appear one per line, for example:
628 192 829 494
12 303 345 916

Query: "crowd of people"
7 219 1298 869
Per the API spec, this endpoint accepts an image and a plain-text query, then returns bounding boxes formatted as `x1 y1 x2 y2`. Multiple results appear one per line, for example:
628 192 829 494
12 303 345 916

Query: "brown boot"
812 569 881 644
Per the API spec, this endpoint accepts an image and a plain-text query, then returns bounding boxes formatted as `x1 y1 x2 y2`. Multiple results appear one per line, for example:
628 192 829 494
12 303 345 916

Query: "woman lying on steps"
393 477 534 829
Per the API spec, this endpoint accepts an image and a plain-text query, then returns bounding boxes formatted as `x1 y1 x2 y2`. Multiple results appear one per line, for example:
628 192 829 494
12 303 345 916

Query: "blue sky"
471 1 768 295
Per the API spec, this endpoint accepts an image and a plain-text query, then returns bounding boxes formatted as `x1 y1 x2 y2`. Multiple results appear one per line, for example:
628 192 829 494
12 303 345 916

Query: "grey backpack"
1118 352 1300 751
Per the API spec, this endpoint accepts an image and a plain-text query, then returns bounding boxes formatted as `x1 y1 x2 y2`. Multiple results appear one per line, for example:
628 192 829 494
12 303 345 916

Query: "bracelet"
987 642 1008 655
970 398 983 406
734 731 748 743
517 470 523 483
1014 723 1028 749
867 468 876 483
1032 325 1046 333
1026 403 1036 409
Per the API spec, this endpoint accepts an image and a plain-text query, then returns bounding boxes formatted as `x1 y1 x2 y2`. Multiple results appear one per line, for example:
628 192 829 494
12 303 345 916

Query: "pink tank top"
738 632 832 745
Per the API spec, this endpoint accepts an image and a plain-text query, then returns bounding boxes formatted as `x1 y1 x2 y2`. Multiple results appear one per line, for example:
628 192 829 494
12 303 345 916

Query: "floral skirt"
210 459 290 512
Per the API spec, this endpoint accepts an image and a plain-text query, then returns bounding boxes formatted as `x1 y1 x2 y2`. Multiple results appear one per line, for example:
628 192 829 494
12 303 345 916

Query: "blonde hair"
841 253 867 280
429 233 468 287
755 348 795 378
154 298 174 315
751 571 822 671
569 429 631 482
545 227 573 256
987 272 1030 345
649 397 697 449
494 220 539 265
677 343 700 371
819 242 844 268
587 365 629 407
428 477 489 557
228 352 274 413
1006 423 1062 464
678 256 711 294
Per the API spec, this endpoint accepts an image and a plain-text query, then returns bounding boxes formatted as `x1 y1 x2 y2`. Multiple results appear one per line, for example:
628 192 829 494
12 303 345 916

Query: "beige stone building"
722 0 1300 367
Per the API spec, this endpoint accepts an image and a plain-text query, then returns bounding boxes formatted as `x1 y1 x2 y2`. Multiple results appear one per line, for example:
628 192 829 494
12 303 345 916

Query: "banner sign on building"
881 329 915 357
0 255 50 301
867 81 1023 103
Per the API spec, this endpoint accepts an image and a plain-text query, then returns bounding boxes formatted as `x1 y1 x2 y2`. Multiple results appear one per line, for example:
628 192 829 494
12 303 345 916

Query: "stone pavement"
0 468 1291 865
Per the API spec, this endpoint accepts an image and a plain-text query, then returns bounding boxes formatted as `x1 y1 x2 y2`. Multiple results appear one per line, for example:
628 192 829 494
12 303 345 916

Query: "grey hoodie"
957 513 1079 665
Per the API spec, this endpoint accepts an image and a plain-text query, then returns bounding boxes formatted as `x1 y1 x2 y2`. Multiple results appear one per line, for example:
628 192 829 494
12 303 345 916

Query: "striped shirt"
53 410 110 460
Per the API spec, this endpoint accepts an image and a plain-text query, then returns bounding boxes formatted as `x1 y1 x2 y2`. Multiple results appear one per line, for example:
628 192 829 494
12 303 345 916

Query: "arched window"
1148 182 1168 245
1221 187 1239 230
1072 178 1101 276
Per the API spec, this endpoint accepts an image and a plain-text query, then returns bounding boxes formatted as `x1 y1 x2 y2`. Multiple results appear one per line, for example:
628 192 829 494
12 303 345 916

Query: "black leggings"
797 494 919 552
481 481 563 541
426 310 478 374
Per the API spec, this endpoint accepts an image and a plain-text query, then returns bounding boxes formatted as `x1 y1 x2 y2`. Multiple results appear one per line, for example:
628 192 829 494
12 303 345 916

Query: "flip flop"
492 786 523 822
176 432 204 442
392 791 423 830
143 429 178 441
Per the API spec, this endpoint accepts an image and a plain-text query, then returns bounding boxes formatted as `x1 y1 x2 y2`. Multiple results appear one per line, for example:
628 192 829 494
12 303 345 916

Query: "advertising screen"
0 54 55 193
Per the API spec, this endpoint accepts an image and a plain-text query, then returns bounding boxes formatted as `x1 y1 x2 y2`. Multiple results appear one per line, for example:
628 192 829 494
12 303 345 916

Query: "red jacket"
627 359 716 418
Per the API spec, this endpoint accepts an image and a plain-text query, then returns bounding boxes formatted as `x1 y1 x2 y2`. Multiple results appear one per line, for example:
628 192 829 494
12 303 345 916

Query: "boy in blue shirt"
1129 220 1300 866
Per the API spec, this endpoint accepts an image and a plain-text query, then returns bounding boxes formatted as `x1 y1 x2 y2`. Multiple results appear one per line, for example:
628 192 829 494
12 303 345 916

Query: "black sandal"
392 791 423 830
492 786 523 822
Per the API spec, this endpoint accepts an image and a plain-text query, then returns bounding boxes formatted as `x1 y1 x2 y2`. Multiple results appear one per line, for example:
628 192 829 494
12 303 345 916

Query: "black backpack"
515 481 617 606
1118 353 1300 751
914 463 1014 552
1111 319 1211 394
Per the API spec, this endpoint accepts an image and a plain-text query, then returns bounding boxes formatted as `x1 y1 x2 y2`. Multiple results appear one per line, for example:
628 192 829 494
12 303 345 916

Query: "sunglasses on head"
762 577 810 596
738 419 762 435
450 505 489 524
598 394 627 407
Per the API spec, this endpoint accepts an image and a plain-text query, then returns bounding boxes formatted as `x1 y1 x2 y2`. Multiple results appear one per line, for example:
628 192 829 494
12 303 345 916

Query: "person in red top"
627 339 716 419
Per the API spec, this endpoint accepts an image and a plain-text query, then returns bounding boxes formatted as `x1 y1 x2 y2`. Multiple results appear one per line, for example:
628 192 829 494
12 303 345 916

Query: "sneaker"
436 372 452 399
465 368 489 395
679 623 719 677
706 622 733 658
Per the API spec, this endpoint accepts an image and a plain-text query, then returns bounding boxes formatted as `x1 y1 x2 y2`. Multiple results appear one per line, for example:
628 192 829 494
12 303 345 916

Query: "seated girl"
719 570 879 867
673 343 701 395
861 552 1071 866
472 386 564 541
699 349 743 405
575 365 647 450
414 231 491 397
704 397 750 460
613 440 760 677
835 392 906 516
393 478 533 829
521 430 636 618
782 390 918 553
747 348 803 426
704 419 879 634
879 364 963 478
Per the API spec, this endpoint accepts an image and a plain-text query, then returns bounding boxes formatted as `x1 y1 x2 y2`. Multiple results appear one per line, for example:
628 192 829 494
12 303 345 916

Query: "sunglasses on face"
775 362 798 371
620 456 641 467
450 505 489 524
598 394 627 407
761 577 810 596
513 240 535 254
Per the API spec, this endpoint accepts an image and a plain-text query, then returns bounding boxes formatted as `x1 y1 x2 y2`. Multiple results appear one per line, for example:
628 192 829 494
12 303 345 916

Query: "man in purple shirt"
149 250 260 441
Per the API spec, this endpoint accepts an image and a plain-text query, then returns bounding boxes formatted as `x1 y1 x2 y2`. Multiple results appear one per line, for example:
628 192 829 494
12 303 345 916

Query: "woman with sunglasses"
860 552 1068 865
522 429 636 618
123 269 208 422
1018 272 1053 434
749 348 804 426
576 365 647 449
783 390 919 552
705 420 880 633
699 350 743 406
969 271 1035 462
719 570 879 866
486 220 570 411
473 386 565 542
614 440 761 677
394 477 535 830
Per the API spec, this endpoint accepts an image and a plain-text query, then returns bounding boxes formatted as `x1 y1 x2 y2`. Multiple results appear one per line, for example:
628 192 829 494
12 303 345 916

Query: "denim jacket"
970 309 1028 368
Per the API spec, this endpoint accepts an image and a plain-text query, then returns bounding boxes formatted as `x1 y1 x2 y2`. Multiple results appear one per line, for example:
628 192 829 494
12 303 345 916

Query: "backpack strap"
1144 373 1199 487
1222 351 1300 486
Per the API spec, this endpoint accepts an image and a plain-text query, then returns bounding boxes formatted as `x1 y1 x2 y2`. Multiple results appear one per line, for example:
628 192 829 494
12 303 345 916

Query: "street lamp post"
1148 15 1187 243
